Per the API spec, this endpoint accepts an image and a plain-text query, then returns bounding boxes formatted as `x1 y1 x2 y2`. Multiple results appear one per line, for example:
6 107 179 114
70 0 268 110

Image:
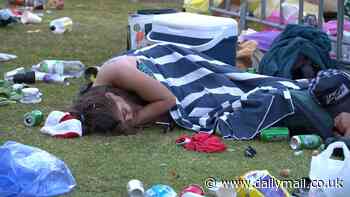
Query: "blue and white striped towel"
131 44 301 140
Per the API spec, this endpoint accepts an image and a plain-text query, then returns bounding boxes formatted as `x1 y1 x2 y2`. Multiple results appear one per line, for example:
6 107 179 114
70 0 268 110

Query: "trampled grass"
0 0 311 196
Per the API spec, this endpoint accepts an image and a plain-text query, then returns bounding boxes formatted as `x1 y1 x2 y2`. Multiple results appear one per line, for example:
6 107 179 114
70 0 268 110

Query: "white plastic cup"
21 11 42 24
127 179 144 197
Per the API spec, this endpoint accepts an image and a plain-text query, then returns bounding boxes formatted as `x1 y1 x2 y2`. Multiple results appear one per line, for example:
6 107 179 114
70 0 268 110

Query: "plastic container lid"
151 12 238 37
136 9 177 15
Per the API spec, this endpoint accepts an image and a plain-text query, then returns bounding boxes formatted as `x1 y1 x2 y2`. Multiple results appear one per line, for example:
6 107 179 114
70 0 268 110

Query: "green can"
290 135 322 150
260 127 289 141
24 110 44 127
247 67 256 74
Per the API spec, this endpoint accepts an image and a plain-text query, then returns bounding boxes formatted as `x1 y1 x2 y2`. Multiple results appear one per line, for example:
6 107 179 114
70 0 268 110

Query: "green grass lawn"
0 0 312 196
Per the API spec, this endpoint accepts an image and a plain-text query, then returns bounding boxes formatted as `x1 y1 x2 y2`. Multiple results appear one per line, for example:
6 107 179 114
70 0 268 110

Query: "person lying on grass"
71 44 340 139
70 55 177 135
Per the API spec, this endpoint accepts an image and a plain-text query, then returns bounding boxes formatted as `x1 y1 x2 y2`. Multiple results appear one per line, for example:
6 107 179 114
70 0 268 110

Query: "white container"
21 10 42 24
127 179 144 197
20 88 42 104
147 12 238 65
49 17 73 34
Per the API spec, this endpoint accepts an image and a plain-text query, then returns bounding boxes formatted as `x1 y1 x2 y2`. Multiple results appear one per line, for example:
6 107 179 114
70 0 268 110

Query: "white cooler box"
147 12 238 66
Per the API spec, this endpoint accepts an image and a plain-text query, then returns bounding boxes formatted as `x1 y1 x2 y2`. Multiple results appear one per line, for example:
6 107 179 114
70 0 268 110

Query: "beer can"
247 67 256 74
290 135 322 150
24 110 44 127
260 127 289 142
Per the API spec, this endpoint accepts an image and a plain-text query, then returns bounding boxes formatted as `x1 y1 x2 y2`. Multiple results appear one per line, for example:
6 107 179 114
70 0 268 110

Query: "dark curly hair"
69 84 144 136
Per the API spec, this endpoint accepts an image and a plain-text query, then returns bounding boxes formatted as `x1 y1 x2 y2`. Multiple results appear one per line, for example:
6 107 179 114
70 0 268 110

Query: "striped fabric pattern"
131 44 301 140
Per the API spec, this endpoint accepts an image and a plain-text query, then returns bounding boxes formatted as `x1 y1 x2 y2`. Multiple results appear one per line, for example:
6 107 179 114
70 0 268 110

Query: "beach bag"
309 141 350 197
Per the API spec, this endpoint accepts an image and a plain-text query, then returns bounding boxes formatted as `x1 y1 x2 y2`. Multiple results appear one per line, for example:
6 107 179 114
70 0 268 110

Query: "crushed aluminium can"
24 110 44 127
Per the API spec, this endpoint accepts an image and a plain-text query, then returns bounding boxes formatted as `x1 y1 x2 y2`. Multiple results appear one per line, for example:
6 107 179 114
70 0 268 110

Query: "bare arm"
335 112 350 137
94 56 176 126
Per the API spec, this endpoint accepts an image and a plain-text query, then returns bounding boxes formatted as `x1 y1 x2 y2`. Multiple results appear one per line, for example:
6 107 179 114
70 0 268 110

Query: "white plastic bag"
309 141 350 197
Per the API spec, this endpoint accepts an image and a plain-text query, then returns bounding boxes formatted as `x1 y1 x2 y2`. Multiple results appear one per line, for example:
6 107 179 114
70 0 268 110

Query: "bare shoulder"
94 56 138 86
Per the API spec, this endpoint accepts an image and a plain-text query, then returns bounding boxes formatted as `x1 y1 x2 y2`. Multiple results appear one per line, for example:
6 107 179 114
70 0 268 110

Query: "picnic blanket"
130 44 302 140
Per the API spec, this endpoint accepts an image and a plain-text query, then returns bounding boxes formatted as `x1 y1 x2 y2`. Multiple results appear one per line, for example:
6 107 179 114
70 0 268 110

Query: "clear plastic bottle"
49 17 73 34
32 60 85 77
35 71 70 85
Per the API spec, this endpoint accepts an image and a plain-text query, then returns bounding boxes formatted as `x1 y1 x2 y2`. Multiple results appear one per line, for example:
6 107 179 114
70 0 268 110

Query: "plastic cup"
21 11 42 24
127 179 144 197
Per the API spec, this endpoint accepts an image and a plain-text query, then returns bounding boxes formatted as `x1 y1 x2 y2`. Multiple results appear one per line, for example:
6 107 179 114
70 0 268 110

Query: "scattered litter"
175 133 226 153
12 83 25 91
0 97 16 106
4 67 25 81
27 29 41 33
236 170 290 196
49 17 73 34
260 127 289 142
5 68 69 85
312 150 320 156
32 60 85 77
309 141 350 197
280 168 291 178
0 141 76 196
21 10 42 24
0 80 22 105
35 71 70 85
244 145 257 158
127 179 144 197
12 71 36 84
0 53 17 62
180 184 204 197
0 9 18 27
24 110 44 127
41 111 82 138
145 184 177 197
290 135 322 150
294 150 303 156
20 87 42 104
